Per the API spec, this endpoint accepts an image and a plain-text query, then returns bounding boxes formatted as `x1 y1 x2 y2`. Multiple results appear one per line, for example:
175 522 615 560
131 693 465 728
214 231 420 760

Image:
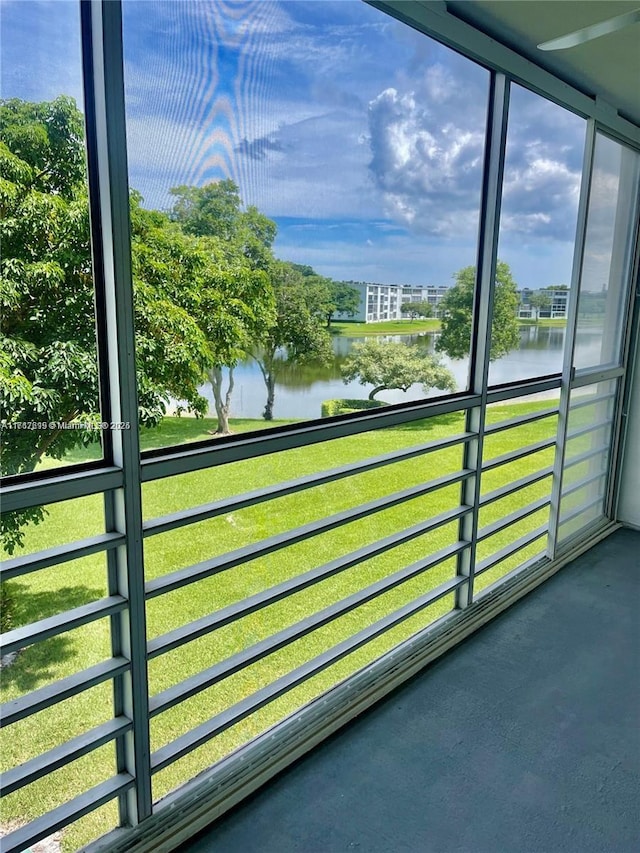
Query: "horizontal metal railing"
143 431 471 537
562 469 607 499
483 406 557 435
476 525 549 575
149 540 468 718
559 494 605 526
563 443 611 469
1 716 133 796
1 595 127 656
1 773 135 853
0 658 130 727
476 497 550 542
567 390 616 412
1 467 123 514
150 572 465 774
140 393 479 482
0 532 125 582
0 374 603 853
565 418 613 441
479 466 554 507
147 505 469 661
145 469 472 599
481 437 556 472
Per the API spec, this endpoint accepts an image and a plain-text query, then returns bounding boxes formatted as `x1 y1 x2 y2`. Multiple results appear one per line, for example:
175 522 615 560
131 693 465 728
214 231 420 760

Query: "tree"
169 180 277 270
436 261 520 361
400 301 432 321
197 241 275 435
291 267 360 328
1 98 218 551
528 290 552 323
169 181 278 433
327 281 360 327
341 340 456 401
252 261 333 420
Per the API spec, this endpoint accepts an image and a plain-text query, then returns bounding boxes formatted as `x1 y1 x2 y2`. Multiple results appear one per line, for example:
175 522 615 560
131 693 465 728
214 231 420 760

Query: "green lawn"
518 318 567 327
331 317 567 336
331 319 441 335
2 399 579 850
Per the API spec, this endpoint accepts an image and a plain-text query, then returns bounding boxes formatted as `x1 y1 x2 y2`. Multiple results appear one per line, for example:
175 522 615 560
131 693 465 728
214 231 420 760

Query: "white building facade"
338 282 450 323
517 288 570 320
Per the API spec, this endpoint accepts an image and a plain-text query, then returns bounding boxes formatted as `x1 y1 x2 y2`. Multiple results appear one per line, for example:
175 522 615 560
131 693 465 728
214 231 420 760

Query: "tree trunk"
263 372 276 420
253 349 277 421
368 385 386 401
29 408 79 470
208 365 235 435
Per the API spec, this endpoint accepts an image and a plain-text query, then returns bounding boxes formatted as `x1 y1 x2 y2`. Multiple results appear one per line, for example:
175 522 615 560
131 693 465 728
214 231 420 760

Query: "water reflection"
195 325 602 421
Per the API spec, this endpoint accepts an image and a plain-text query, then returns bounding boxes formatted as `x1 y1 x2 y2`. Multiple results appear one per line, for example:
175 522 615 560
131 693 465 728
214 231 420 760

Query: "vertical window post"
80 0 152 824
547 120 596 558
456 72 509 608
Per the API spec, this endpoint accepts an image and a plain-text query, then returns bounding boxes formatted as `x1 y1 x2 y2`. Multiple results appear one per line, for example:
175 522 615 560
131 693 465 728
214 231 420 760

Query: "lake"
195 325 603 421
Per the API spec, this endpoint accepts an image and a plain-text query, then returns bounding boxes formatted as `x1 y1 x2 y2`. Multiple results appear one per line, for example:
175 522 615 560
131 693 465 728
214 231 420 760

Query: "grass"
36 416 297 472
331 317 567 336
518 318 567 327
331 319 441 335
3 394 606 852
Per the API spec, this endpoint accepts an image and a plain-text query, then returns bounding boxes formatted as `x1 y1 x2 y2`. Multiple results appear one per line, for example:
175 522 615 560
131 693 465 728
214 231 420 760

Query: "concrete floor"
179 528 640 853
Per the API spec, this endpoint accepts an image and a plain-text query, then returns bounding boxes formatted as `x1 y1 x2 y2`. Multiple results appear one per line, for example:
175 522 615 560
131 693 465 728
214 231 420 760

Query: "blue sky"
2 0 600 290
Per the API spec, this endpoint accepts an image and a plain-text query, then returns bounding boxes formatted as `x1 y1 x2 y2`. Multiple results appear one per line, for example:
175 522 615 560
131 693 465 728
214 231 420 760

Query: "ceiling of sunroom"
446 1 640 126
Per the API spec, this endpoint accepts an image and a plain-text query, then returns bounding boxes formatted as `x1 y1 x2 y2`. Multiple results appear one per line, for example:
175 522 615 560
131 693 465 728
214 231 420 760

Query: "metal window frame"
547 120 597 558
454 71 510 610
80 0 152 827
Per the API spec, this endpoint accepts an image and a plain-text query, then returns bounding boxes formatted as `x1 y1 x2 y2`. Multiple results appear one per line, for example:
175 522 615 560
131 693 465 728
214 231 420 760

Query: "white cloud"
366 85 485 236
501 146 581 238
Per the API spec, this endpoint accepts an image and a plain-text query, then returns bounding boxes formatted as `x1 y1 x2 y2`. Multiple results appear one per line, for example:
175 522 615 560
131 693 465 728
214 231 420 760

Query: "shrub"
321 398 386 418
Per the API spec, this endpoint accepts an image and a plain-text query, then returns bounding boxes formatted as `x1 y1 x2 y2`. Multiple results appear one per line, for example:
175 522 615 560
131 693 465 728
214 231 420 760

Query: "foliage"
527 290 552 322
252 261 333 420
321 398 385 418
169 179 277 270
1 98 227 550
401 300 432 320
327 281 360 326
341 340 456 401
292 266 360 328
436 261 520 361
168 181 277 433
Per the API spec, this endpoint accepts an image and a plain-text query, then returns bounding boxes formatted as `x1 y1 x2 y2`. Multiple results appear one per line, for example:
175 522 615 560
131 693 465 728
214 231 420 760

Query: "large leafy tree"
252 261 333 420
1 98 221 551
528 290 552 323
291 265 360 328
436 261 520 361
169 180 277 271
341 340 456 401
401 301 432 321
195 237 275 435
169 181 277 433
326 281 360 327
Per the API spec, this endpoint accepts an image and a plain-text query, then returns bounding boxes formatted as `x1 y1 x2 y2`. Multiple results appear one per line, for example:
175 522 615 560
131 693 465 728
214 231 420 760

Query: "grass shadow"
11 582 104 626
392 411 466 433
1 583 105 693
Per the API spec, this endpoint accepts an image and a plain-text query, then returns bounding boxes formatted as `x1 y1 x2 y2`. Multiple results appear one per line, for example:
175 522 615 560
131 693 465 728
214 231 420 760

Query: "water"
195 326 604 421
